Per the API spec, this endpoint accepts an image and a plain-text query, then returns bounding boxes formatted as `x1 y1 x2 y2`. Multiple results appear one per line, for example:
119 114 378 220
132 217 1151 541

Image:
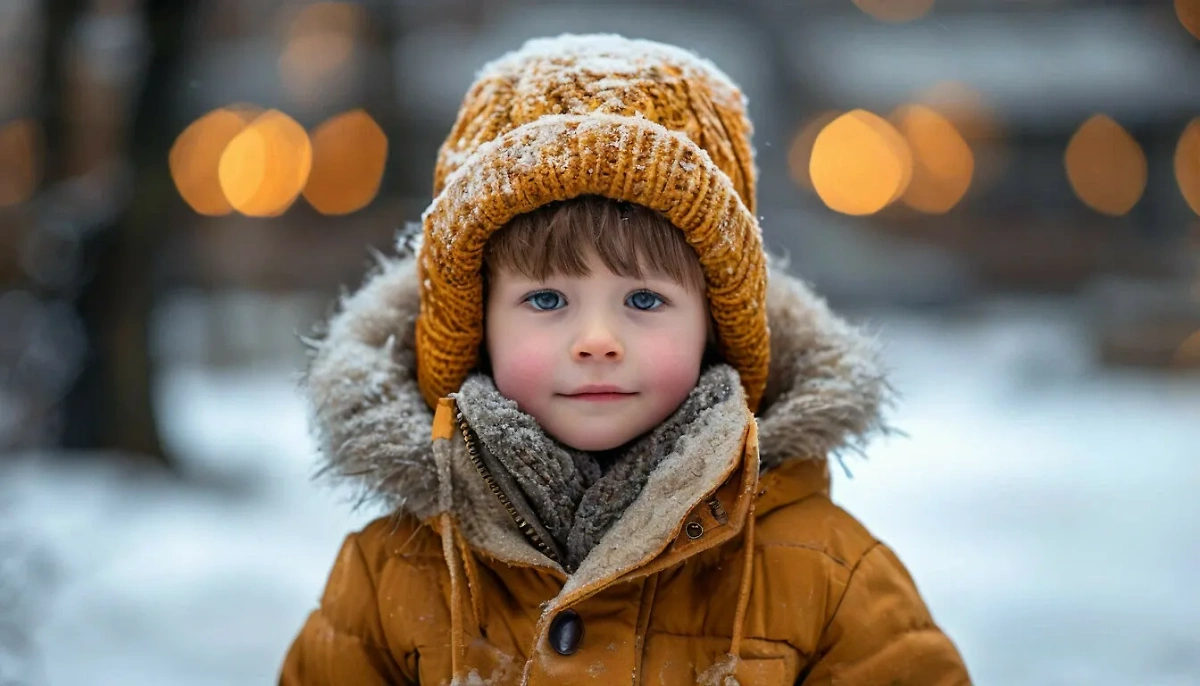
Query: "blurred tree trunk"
49 0 196 466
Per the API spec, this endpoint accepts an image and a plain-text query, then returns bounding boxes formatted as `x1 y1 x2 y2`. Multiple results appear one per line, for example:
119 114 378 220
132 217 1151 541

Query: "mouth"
560 386 637 401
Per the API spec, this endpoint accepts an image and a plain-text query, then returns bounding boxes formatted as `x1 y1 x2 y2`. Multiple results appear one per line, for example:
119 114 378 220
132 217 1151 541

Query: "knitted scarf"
453 365 738 572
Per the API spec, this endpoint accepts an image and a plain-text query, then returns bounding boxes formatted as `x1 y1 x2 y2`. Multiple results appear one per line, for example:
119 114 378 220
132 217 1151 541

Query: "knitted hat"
416 34 769 411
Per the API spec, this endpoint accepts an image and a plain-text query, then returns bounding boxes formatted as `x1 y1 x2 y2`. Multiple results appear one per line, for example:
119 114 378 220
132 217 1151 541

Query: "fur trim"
303 254 437 517
303 246 888 518
756 264 892 469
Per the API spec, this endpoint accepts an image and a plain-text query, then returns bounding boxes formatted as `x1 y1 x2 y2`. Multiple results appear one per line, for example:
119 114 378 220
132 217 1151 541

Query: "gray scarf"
454 365 738 571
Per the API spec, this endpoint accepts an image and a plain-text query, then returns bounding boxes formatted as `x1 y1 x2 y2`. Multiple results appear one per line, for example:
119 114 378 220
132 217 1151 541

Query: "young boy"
282 35 970 685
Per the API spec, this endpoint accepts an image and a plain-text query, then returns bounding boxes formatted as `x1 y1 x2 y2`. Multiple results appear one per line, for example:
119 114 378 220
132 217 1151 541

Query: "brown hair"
484 195 707 292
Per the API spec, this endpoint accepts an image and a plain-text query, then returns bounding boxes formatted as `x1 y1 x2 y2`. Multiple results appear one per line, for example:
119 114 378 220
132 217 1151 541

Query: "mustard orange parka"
279 253 970 685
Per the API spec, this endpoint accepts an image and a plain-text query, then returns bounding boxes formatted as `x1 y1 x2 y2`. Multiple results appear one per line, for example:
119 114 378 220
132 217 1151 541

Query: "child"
281 35 970 685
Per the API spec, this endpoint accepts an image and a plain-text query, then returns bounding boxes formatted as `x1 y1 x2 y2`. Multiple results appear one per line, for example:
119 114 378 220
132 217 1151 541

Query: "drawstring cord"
440 512 487 684
439 512 468 682
456 527 486 630
729 502 757 661
699 502 758 686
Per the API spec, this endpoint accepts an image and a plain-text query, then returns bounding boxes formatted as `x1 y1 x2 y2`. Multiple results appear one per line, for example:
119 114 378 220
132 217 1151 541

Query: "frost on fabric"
477 34 747 112
697 654 741 686
427 113 730 252
425 33 756 249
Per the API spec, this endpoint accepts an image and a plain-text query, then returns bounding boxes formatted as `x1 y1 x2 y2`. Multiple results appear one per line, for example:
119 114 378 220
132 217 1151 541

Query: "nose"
571 318 624 362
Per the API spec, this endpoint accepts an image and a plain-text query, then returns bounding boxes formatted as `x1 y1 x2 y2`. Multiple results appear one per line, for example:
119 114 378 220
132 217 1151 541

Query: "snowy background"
3 296 1198 686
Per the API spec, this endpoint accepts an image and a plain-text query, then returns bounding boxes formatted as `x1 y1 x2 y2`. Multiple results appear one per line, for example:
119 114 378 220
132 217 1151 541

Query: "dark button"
685 521 705 539
548 609 583 656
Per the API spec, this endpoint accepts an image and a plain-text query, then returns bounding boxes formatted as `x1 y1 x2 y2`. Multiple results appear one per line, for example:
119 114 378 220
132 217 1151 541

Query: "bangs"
484 195 706 292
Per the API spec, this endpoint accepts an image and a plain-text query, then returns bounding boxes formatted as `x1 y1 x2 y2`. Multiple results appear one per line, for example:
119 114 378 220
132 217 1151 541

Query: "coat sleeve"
801 542 971 685
279 533 415 685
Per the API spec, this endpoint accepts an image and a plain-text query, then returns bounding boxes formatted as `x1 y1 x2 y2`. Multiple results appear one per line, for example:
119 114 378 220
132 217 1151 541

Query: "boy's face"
485 252 710 451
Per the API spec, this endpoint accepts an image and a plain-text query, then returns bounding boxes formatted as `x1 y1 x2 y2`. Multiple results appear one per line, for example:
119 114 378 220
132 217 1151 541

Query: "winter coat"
279 254 971 685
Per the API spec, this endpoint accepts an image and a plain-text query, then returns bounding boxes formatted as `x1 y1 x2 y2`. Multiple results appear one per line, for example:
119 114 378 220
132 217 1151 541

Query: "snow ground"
3 299 1198 685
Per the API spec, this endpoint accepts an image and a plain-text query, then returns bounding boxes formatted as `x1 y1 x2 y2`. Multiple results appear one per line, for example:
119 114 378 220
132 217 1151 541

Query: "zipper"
454 409 563 565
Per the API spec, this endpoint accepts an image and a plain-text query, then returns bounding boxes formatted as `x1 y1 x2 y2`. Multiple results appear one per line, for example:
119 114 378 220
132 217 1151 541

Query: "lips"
560 385 637 401
565 393 635 402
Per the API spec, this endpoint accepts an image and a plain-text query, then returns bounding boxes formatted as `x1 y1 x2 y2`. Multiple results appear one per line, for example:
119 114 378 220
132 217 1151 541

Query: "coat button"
548 609 583 656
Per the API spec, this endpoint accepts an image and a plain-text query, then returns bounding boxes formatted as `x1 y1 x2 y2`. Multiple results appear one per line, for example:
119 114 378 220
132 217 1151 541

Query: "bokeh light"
278 2 363 105
1174 118 1200 217
852 0 935 23
892 104 974 214
787 110 841 191
810 109 913 216
218 109 312 217
1064 114 1146 217
911 81 1006 194
0 119 42 208
170 108 258 216
1177 0 1200 40
302 110 388 216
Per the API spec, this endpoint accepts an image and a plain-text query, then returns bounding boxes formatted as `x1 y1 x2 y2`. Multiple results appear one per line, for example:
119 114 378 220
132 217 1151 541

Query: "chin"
559 435 626 452
553 428 635 452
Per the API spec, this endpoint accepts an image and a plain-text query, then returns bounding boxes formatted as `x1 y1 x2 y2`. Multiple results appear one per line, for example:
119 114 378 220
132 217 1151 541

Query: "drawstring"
456 528 486 630
700 503 758 686
729 502 757 660
440 512 487 684
439 512 468 682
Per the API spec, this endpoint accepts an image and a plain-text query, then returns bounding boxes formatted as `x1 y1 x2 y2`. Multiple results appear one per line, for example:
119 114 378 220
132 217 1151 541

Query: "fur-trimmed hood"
303 239 889 520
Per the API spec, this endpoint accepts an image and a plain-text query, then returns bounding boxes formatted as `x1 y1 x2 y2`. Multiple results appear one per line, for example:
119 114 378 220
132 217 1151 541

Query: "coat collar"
430 380 756 583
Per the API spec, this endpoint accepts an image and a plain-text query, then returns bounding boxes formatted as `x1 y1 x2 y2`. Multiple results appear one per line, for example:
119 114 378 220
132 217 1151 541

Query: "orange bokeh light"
170 108 257 216
1064 114 1146 217
303 109 388 215
1177 0 1200 40
810 109 912 216
892 104 974 214
218 109 312 217
1175 118 1200 217
788 110 841 191
852 0 935 23
0 119 41 208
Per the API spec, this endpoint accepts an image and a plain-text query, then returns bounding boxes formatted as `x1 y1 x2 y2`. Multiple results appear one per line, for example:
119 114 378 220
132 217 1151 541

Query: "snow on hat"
415 34 769 411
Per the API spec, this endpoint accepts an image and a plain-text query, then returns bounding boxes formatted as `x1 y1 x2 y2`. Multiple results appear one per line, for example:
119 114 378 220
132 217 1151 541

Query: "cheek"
487 320 558 405
635 327 705 395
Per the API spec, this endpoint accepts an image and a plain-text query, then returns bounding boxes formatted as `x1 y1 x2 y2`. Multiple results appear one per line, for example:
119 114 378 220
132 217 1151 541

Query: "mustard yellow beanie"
416 34 769 411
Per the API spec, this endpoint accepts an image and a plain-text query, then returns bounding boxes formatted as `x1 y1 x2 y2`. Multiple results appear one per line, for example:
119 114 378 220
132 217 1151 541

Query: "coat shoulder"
353 512 446 573
754 491 879 572
724 492 887 658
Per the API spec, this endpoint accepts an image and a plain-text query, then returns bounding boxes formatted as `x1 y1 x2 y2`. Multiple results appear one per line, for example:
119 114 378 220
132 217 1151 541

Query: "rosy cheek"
638 331 703 397
490 328 558 405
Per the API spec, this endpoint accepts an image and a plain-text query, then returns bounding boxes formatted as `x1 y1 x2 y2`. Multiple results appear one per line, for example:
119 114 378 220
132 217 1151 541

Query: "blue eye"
626 290 665 311
525 290 566 311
